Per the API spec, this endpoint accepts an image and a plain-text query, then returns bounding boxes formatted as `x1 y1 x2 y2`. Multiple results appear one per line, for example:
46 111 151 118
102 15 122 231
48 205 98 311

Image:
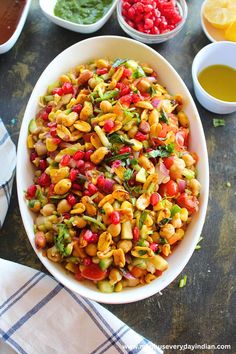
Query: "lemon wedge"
225 21 236 41
203 0 236 29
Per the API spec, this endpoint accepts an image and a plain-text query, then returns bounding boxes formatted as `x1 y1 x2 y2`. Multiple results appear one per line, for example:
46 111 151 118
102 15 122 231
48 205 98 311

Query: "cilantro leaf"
159 109 169 124
55 224 71 257
123 169 133 181
213 118 225 127
146 143 175 158
139 211 148 229
108 133 134 146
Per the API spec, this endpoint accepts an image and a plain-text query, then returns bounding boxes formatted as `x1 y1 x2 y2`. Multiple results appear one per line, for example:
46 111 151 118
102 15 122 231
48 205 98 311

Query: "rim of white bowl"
17 36 209 304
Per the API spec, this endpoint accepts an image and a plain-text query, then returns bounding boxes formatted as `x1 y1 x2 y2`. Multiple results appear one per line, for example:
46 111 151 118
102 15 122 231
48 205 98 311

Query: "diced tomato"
130 266 146 278
81 264 107 281
162 156 174 169
176 193 199 214
158 123 169 138
75 269 83 281
158 180 179 197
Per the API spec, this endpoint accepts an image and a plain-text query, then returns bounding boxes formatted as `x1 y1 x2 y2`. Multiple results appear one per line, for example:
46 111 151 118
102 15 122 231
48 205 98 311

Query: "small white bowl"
192 41 236 114
39 0 118 34
117 0 188 44
201 0 225 42
17 36 209 304
0 0 31 54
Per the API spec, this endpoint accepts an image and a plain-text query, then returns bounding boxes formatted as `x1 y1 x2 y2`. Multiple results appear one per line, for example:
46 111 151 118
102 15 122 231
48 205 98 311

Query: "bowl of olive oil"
192 41 236 114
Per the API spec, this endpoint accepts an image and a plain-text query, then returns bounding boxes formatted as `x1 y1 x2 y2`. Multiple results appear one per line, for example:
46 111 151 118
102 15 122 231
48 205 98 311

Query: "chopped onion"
151 98 161 108
157 162 170 184
177 179 186 193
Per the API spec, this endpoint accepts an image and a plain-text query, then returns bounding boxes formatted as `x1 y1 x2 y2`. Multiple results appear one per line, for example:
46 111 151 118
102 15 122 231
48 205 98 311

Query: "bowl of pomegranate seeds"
17 36 208 303
117 0 188 44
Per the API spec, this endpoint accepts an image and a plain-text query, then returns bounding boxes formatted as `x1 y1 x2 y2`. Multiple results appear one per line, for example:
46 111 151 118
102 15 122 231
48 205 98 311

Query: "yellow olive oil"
198 65 236 102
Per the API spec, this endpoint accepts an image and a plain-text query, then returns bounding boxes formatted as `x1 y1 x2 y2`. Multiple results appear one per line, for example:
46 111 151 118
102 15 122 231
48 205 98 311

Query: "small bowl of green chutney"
39 0 118 34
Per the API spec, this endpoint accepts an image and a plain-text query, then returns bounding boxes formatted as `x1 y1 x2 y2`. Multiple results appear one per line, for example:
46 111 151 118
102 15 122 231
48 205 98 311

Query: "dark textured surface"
0 1 235 353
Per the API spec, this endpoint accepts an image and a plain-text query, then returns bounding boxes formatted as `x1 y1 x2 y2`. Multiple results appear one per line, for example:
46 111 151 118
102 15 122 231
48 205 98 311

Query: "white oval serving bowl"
39 0 118 34
0 0 31 54
17 36 209 304
192 41 236 114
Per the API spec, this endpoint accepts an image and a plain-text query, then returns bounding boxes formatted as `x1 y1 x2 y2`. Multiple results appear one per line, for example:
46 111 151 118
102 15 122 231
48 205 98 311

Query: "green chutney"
54 0 113 25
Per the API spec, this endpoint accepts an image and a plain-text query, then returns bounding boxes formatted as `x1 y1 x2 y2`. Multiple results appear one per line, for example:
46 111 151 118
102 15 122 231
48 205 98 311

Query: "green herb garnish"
213 118 225 127
123 169 133 181
146 143 175 158
112 58 128 68
108 133 133 147
132 66 146 79
179 275 188 288
55 224 72 257
159 109 169 124
170 205 182 217
139 210 148 229
195 236 204 250
104 152 131 163
159 217 172 226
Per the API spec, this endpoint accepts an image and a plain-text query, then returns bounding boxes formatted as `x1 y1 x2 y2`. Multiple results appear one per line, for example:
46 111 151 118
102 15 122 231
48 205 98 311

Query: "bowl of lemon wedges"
201 0 236 42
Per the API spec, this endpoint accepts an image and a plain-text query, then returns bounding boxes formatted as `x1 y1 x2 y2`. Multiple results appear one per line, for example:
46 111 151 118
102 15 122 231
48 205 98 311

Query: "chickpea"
107 223 121 237
162 244 171 257
117 240 132 253
188 178 201 196
128 125 138 138
54 178 72 195
178 111 189 128
85 244 97 257
35 231 46 249
47 246 61 262
57 199 71 214
41 203 56 216
171 213 182 228
109 268 122 285
159 223 175 239
29 200 41 213
145 273 156 283
100 100 112 113
182 153 195 167
180 208 188 222
114 281 123 292
170 158 185 180
137 78 151 92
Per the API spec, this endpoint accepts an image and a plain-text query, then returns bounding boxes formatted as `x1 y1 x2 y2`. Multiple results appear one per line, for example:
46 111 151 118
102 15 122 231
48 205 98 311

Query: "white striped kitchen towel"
0 259 162 354
0 118 16 228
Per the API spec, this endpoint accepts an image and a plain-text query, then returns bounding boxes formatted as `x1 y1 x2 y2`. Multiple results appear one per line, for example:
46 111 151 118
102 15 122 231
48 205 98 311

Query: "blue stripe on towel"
0 132 9 146
66 288 124 354
128 338 150 354
0 273 46 316
98 326 130 354
0 271 41 310
90 325 126 354
0 329 27 354
3 284 62 340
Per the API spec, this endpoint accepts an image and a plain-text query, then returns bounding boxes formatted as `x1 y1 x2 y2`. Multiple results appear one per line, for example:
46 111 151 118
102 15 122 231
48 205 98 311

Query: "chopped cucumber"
99 258 113 271
136 167 147 183
97 280 114 293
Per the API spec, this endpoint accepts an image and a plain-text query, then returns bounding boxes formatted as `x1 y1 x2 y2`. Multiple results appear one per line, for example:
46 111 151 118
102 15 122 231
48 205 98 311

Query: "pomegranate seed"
73 150 85 160
149 243 158 252
135 132 148 141
96 68 108 75
30 151 38 162
150 192 161 206
52 137 61 145
72 183 81 190
46 105 52 113
39 159 47 171
88 183 98 195
50 127 57 137
144 18 154 29
83 230 94 243
109 211 120 225
69 168 79 181
63 213 70 219
111 160 122 170
104 119 115 133
41 111 48 121
52 88 63 96
76 159 85 169
97 175 105 189
67 193 77 206
38 172 51 187
120 146 131 154
122 68 132 78
103 179 115 194
27 185 37 198
60 154 71 166
83 257 92 266
62 82 73 94
127 7 135 20
84 162 95 171
133 226 140 241
72 104 83 113
84 150 93 161
49 184 55 196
